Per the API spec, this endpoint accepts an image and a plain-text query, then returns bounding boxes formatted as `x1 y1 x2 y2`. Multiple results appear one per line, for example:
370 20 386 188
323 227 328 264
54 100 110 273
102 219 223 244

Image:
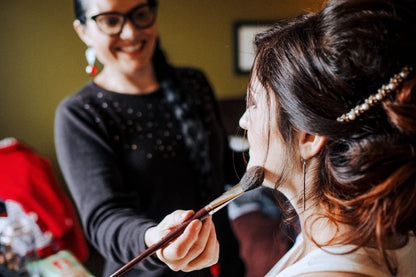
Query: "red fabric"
209 264 221 276
0 139 88 262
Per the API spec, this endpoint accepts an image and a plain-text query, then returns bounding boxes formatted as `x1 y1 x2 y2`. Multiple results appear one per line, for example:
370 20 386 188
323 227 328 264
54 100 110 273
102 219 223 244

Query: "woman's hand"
144 210 219 272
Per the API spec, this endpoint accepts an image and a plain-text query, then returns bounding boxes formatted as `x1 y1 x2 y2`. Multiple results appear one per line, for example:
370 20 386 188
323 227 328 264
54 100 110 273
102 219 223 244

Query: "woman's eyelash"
246 94 257 108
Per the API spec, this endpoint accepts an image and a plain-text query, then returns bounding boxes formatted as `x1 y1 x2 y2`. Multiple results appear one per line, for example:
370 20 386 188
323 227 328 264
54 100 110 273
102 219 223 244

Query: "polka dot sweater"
54 67 244 276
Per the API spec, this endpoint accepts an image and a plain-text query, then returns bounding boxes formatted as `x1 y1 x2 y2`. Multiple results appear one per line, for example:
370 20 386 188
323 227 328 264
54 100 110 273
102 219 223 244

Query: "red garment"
0 138 88 262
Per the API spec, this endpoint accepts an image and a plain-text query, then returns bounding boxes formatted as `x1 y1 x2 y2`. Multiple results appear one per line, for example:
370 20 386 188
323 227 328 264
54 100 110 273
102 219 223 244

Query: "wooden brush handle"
110 208 210 277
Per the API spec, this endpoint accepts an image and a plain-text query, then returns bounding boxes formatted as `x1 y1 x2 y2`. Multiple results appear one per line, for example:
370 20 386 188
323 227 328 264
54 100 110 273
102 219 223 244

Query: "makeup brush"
110 166 264 277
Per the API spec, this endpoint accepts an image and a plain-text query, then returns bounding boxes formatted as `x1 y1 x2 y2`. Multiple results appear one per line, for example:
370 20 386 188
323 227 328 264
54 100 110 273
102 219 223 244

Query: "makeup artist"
239 0 416 276
54 0 244 276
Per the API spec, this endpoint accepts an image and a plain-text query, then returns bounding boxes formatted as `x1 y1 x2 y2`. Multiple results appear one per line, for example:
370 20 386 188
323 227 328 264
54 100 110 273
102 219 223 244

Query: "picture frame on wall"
233 21 274 75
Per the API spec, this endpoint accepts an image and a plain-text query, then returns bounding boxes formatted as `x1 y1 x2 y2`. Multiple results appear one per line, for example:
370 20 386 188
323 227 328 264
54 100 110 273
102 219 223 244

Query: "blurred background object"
0 138 89 276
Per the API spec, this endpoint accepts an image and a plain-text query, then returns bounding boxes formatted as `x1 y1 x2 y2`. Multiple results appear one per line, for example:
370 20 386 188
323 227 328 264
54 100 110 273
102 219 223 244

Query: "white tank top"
266 233 416 277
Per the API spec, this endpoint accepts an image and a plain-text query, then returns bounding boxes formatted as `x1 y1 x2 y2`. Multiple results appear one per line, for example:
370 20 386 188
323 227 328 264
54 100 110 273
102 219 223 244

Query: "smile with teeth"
120 41 145 53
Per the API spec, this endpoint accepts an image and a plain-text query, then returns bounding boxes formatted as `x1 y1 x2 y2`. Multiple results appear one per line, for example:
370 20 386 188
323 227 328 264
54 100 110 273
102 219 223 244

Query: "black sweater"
55 67 244 277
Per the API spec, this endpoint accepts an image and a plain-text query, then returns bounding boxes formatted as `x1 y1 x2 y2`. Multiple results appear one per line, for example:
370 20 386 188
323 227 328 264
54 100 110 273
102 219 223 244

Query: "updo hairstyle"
252 0 416 273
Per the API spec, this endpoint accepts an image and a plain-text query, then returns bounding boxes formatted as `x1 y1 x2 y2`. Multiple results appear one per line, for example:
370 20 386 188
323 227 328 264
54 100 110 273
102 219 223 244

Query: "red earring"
85 48 98 76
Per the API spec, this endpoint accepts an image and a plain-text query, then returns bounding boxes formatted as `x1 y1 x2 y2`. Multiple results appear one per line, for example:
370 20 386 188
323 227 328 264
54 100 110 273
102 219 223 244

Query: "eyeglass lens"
93 5 156 36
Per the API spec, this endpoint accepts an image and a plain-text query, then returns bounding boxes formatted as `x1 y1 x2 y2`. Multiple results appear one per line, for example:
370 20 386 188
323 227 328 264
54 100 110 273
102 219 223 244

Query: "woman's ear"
73 20 92 46
298 131 326 160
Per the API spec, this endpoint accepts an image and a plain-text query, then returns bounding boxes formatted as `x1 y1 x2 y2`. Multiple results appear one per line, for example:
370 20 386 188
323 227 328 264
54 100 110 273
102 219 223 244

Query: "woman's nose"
119 20 136 39
239 110 249 130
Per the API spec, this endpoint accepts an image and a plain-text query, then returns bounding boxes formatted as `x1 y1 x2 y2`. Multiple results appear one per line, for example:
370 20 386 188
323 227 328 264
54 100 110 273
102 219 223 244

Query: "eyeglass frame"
87 3 158 36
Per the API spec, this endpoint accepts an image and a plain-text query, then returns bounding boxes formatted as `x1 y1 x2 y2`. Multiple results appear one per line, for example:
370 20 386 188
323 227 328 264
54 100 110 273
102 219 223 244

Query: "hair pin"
337 66 413 122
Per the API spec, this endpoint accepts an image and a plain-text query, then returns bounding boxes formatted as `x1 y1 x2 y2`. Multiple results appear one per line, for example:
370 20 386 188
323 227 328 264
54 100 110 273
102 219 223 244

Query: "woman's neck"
298 206 339 250
296 205 408 257
94 65 159 95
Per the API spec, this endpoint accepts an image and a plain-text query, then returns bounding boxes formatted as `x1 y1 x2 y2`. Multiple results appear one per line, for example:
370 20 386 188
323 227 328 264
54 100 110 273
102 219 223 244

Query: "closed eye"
246 92 257 109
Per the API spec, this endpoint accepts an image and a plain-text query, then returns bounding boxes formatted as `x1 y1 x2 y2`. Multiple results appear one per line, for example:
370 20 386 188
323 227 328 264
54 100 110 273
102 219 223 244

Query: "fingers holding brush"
144 210 195 248
180 216 219 272
157 214 219 272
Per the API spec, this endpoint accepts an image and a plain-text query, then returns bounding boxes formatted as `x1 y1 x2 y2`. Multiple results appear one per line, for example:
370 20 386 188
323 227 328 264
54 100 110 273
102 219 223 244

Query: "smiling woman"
0 0 326 177
54 0 245 276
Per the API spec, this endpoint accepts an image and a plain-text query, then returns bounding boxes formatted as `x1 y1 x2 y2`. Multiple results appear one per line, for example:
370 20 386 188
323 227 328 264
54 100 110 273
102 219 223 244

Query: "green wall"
0 0 324 170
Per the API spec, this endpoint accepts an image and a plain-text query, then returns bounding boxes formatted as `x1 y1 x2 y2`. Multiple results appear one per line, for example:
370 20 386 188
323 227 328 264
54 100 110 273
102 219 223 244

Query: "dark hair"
252 0 416 274
73 0 158 24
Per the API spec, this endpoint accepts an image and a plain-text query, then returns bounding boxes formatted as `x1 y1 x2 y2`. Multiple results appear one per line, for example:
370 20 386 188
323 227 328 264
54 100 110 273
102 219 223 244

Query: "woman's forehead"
85 0 148 16
249 77 271 106
249 76 265 96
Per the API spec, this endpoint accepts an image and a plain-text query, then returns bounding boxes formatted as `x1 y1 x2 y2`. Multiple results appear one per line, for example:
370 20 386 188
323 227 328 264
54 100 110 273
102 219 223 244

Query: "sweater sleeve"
54 96 165 271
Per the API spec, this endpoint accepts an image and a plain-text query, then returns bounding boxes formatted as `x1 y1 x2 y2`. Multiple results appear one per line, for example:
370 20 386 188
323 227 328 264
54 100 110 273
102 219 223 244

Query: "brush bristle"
240 166 265 192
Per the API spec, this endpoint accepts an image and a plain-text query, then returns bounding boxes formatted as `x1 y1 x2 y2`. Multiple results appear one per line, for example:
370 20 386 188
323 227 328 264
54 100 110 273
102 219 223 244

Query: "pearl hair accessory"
337 66 413 122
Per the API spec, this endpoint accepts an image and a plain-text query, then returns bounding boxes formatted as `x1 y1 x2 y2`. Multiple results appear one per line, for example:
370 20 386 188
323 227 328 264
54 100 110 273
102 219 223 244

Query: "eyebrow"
89 3 148 18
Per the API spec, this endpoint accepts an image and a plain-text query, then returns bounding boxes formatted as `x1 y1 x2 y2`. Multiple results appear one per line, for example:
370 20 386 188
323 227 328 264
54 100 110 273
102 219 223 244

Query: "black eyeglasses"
89 3 157 36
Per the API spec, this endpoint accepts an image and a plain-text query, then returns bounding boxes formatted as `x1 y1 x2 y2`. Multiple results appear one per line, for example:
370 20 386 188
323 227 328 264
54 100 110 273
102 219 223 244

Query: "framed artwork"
233 21 274 74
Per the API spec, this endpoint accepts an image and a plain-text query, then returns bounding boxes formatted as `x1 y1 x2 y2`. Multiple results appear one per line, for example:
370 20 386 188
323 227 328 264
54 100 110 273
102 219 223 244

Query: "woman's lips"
119 41 145 56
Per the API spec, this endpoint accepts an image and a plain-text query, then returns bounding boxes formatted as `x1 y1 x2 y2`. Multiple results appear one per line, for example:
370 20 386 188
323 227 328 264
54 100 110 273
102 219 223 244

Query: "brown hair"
251 0 416 274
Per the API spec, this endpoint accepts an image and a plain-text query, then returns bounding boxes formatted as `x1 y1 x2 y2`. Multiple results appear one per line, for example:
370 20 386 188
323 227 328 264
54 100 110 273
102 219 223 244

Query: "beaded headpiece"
337 66 413 122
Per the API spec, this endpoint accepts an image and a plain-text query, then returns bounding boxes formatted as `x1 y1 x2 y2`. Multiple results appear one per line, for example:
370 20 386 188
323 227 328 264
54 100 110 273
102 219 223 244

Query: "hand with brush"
144 211 219 272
